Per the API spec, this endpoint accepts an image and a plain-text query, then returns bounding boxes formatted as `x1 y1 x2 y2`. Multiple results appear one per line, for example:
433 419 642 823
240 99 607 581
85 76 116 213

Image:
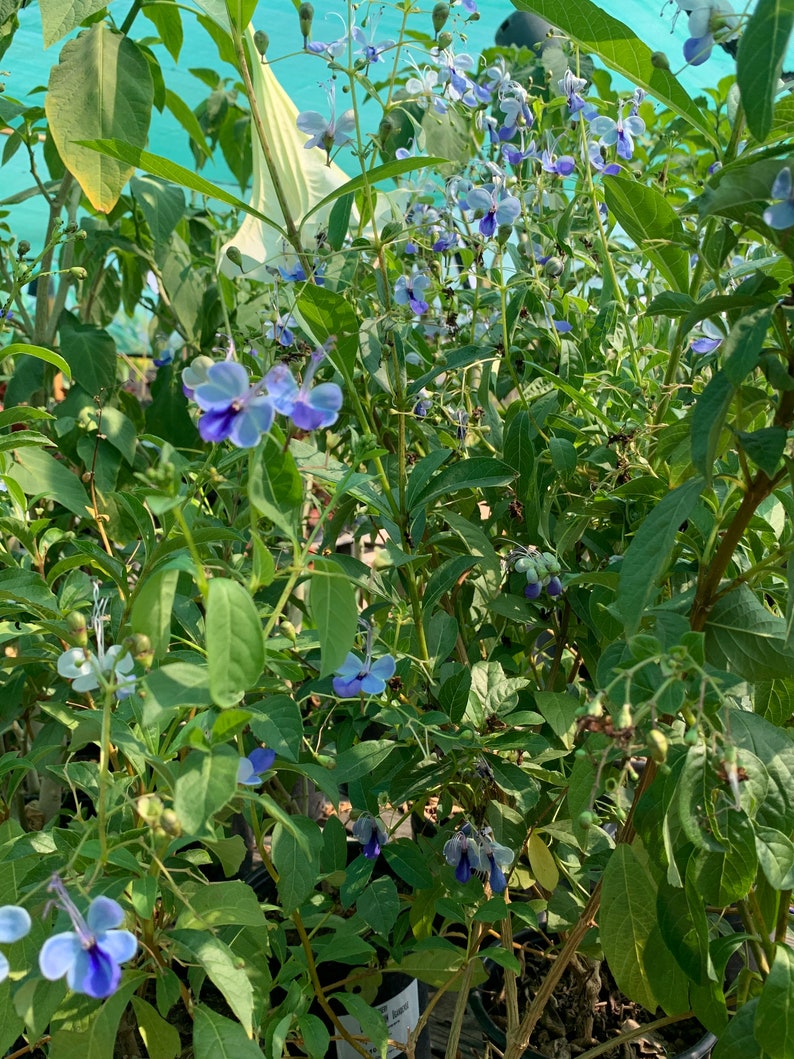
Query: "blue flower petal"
369 655 396 681
193 361 250 409
265 364 299 415
335 652 365 679
764 199 794 231
249 747 276 774
95 929 137 966
40 931 81 981
229 399 274 448
0 905 31 943
0 951 8 983
86 896 124 934
199 406 237 443
71 944 121 999
332 675 363 697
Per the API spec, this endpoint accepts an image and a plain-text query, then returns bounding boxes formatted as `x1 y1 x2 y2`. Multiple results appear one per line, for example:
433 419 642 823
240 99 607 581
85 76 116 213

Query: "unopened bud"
253 29 269 59
651 51 670 70
159 809 182 837
543 256 565 278
467 10 480 20
17 240 31 257
437 30 453 49
137 794 164 823
616 703 633 730
647 729 669 764
69 267 87 279
432 2 450 36
299 2 314 46
225 245 243 268
280 620 297 644
125 633 153 668
66 610 88 647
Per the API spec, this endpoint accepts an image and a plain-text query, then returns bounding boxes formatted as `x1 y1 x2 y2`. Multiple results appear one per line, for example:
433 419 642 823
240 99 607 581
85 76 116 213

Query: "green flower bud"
69 267 87 279
253 29 269 59
66 610 88 647
160 809 182 837
125 633 153 669
299 2 314 46
280 620 298 644
616 703 633 730
543 256 565 278
647 729 669 764
225 245 244 268
432 2 450 36
651 51 670 70
137 794 164 823
17 240 31 257
578 810 598 829
437 30 453 49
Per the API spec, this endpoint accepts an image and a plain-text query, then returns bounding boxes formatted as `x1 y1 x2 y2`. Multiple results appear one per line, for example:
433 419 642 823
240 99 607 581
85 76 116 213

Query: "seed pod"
578 810 597 829
69 267 87 279
647 729 669 764
432 2 450 36
651 51 670 70
436 30 453 49
137 794 164 823
253 29 269 59
280 621 298 644
616 703 633 730
543 256 565 278
66 610 88 647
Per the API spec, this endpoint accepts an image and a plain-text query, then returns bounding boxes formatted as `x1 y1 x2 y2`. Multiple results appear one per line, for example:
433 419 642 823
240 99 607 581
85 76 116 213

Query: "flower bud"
436 30 453 49
543 256 565 278
125 633 153 669
647 729 669 764
546 575 563 597
253 29 269 59
17 240 31 257
137 794 164 823
651 51 670 70
432 2 450 36
578 810 597 829
159 809 182 837
280 620 298 644
616 703 633 730
299 2 314 46
524 580 542 600
69 267 87 279
225 245 243 268
66 610 88 647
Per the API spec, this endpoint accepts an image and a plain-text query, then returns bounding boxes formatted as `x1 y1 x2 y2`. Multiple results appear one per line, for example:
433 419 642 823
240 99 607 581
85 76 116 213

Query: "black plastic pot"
470 930 717 1059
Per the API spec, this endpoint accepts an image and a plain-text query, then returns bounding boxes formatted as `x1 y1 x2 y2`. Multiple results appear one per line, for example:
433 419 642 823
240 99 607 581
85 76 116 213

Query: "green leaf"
755 680 794 725
39 0 108 47
297 1014 330 1059
690 808 758 906
143 2 183 62
722 308 774 385
248 696 303 761
206 578 265 707
395 945 467 988
549 436 578 477
272 817 323 913
176 881 266 929
423 555 478 614
333 991 389 1058
249 436 303 541
193 1005 264 1059
357 876 400 936
335 740 394 783
512 0 716 144
705 585 794 683
2 342 70 378
171 933 254 1035
737 0 794 142
6 446 90 518
411 457 514 510
46 25 154 212
48 977 145 1058
712 998 769 1059
131 174 186 244
58 315 117 396
78 137 286 235
130 997 181 1059
382 840 434 889
308 557 359 678
756 944 794 1058
736 427 787 478
327 192 354 252
172 745 239 837
502 410 535 497
601 844 659 1011
616 478 704 634
728 708 794 834
604 177 689 292
295 285 359 379
755 825 794 890
139 661 212 729
131 568 178 661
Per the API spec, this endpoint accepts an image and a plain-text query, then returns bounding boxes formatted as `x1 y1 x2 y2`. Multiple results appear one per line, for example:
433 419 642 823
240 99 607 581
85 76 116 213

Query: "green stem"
97 683 114 864
173 504 210 600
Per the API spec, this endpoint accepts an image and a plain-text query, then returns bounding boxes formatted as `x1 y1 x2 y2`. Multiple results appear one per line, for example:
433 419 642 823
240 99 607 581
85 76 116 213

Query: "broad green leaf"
39 0 108 47
333 990 390 1058
47 976 144 1059
308 557 359 678
296 285 359 378
248 695 303 761
396 945 467 988
737 0 794 141
327 192 354 251
130 174 186 244
423 611 459 672
172 745 239 836
171 933 254 1034
382 840 434 889
130 997 181 1059
728 708 794 834
6 446 90 518
712 998 768 1059
2 342 70 378
335 740 394 782
601 843 659 1011
206 577 265 707
404 450 453 512
722 308 774 385
502 410 535 498
616 477 704 634
176 881 266 930
690 808 758 906
756 945 794 1058
59 314 118 396
78 138 287 235
604 177 689 293
46 25 153 212
643 926 692 1017
656 876 711 986
193 1005 264 1059
297 1014 330 1059
422 555 478 614
755 679 794 725
705 585 794 683
272 817 323 913
511 0 718 146
131 568 178 661
357 876 400 936
411 457 514 510
755 825 794 890
143 2 184 61
138 661 212 729
527 832 559 892
249 435 303 541
737 427 787 478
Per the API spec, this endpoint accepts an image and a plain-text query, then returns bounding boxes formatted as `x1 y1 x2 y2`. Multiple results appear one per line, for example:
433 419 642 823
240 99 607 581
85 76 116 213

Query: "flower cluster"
673 0 739 65
511 549 563 600
186 342 343 448
57 585 136 699
443 825 514 894
1 877 137 1000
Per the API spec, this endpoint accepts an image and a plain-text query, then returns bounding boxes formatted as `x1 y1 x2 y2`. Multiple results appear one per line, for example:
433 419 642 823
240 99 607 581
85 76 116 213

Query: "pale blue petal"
771 167 792 200
193 361 250 409
466 188 493 212
86 896 124 933
296 111 328 135
369 655 396 681
336 652 365 678
57 648 92 680
0 905 31 943
764 200 794 230
0 951 8 982
39 932 79 980
360 671 387 694
95 929 138 965
265 364 299 415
